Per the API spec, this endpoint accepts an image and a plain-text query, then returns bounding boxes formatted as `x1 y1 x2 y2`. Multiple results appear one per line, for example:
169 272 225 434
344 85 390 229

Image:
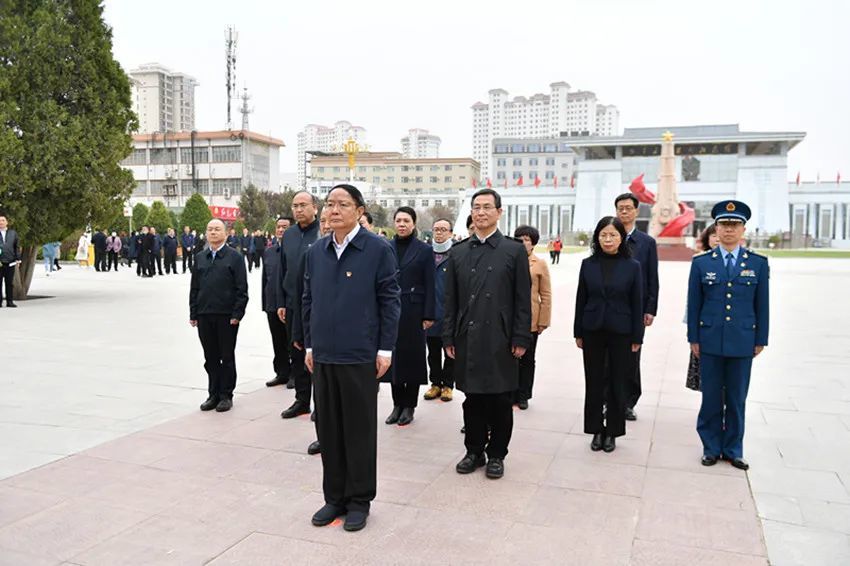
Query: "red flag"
534 176 541 188
517 175 524 186
486 178 492 189
570 175 576 189
795 171 800 186
553 176 558 189
472 178 478 188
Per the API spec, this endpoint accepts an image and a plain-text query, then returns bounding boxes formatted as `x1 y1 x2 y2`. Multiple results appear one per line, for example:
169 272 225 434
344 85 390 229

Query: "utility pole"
225 26 238 131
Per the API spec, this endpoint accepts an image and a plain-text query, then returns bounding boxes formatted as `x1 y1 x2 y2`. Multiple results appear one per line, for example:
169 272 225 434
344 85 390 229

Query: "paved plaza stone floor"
1 253 849 565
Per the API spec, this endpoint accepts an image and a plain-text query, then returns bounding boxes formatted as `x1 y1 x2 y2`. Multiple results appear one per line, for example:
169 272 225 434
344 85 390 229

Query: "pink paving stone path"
0 257 770 565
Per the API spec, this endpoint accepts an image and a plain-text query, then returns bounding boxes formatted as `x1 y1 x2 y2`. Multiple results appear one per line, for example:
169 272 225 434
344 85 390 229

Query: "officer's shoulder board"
693 249 712 258
746 248 768 259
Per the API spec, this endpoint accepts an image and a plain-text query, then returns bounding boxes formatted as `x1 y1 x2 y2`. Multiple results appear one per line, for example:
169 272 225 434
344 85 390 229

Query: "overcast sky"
103 0 849 182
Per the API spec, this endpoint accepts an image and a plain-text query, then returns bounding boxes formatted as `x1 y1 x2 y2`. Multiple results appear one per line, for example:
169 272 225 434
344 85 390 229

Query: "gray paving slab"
1 254 849 564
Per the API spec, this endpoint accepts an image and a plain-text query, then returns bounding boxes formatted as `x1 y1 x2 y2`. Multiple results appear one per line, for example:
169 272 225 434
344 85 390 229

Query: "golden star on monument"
662 131 674 142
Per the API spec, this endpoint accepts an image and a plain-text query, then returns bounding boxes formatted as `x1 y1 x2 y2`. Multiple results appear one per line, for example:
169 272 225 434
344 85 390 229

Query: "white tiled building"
401 128 441 158
128 63 197 134
122 130 284 209
472 81 619 179
296 121 367 189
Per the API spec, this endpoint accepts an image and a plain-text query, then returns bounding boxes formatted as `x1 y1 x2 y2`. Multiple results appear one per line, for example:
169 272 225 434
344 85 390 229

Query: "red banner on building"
209 206 241 220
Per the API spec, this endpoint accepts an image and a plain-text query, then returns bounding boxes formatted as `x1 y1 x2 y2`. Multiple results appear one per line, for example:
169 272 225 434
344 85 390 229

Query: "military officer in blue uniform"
687 200 769 470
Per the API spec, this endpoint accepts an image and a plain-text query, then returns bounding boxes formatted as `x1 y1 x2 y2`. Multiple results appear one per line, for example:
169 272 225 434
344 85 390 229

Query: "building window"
511 144 525 153
415 177 423 183
496 158 506 166
394 199 402 206
385 176 395 183
211 178 241 196
435 200 442 206
495 144 509 153
544 144 558 153
408 200 416 207
496 172 506 179
122 148 148 166
512 171 522 179
444 165 452 171
372 177 380 184
333 166 341 172
415 165 423 171
211 146 241 162
431 165 440 171
402 165 410 172
430 176 439 183
179 148 209 164
380 200 388 207
316 167 325 172
545 157 555 166
529 158 539 166
529 171 538 179
422 200 429 207
402 176 410 183
527 144 541 152
513 158 522 166
545 171 555 179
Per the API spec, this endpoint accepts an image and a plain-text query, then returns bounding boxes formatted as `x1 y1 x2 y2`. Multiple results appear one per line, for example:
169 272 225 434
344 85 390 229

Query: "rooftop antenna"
239 86 253 131
225 26 238 130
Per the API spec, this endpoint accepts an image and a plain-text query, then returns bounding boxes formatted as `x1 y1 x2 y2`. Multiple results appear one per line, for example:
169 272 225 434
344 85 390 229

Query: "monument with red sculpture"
629 131 695 261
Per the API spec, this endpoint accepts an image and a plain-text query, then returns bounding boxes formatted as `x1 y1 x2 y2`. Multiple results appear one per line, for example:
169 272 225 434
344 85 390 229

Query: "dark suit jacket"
574 254 645 344
91 232 107 252
303 228 401 364
628 229 659 316
0 228 20 264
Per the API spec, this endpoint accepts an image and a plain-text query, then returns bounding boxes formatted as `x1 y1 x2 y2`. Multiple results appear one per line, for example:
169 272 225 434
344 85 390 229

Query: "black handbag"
686 351 701 391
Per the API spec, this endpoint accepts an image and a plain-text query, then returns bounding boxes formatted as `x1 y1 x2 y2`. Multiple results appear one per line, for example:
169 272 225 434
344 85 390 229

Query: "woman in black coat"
574 216 644 453
385 207 435 426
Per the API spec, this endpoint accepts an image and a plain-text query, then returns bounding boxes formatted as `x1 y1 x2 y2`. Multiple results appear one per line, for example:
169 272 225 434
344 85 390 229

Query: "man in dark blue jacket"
277 191 321 418
424 217 455 402
150 226 163 276
615 193 659 420
262 217 292 388
303 184 401 532
162 228 179 275
181 226 195 273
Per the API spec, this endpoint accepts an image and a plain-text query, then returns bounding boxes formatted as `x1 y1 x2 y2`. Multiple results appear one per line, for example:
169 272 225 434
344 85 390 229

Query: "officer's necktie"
725 253 734 278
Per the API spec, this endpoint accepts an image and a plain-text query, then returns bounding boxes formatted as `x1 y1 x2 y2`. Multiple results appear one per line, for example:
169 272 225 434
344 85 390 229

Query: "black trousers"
626 348 643 409
517 332 540 402
164 252 177 274
151 253 162 275
197 314 240 400
0 263 15 304
286 317 311 406
314 362 377 513
243 252 252 272
553 251 561 264
391 382 419 409
582 330 632 438
93 248 106 271
266 311 291 380
463 392 514 459
107 251 119 271
426 336 454 388
182 249 193 273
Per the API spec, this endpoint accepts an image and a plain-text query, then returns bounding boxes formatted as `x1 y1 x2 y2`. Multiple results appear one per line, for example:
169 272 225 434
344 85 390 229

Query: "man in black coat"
138 226 153 277
0 214 21 307
162 228 179 275
262 217 292 388
91 229 107 272
443 189 532 480
181 226 195 273
150 227 163 275
276 191 321 419
190 219 249 413
614 193 659 420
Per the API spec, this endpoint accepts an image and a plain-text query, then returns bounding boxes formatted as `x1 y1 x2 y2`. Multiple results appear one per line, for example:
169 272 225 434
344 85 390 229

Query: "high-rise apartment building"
128 63 197 134
401 128 441 158
472 81 619 178
296 121 367 189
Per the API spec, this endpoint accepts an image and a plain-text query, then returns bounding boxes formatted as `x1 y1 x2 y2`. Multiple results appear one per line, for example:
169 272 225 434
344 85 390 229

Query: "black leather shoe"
624 407 637 421
397 407 415 426
385 406 402 425
307 440 321 455
591 433 604 451
286 380 295 389
265 376 288 387
215 398 232 412
485 457 505 479
517 400 529 410
602 436 616 453
200 397 219 411
6 302 17 308
281 402 310 419
343 510 369 532
311 504 345 527
456 453 486 474
701 455 719 466
722 455 750 470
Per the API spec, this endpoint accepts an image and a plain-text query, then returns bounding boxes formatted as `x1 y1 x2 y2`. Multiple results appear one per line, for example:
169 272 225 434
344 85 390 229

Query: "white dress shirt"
476 227 498 243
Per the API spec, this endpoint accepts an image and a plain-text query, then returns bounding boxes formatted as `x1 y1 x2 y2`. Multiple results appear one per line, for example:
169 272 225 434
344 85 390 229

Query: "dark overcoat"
384 236 436 385
442 230 532 394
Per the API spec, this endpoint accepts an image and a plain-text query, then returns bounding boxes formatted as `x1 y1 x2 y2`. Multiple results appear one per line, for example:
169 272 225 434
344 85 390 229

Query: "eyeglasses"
433 227 451 233
324 201 356 211
472 205 498 212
